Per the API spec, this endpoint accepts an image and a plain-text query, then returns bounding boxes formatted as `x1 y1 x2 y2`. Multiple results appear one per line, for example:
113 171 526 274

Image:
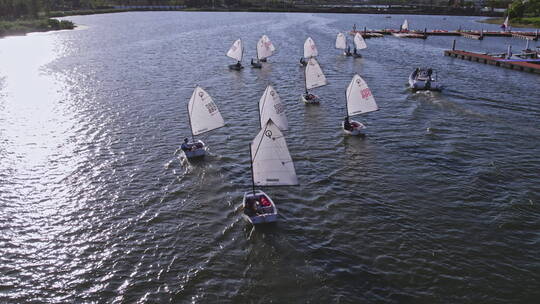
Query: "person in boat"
343 116 353 131
260 196 271 207
235 61 241 68
181 138 193 152
300 57 306 65
427 68 433 78
304 91 315 100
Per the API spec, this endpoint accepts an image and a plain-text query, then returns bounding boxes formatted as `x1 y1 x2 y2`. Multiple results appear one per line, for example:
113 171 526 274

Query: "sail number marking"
274 103 284 114
205 102 218 114
361 88 372 100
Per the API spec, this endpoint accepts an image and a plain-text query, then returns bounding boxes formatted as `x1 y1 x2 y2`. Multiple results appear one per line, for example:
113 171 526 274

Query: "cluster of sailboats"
182 32 383 225
226 35 276 70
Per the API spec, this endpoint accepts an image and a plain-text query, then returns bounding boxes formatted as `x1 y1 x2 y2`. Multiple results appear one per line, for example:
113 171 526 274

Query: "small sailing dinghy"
252 35 275 68
352 32 367 58
182 86 225 159
300 37 318 66
301 57 327 104
242 119 298 225
259 85 288 131
408 68 442 92
336 32 352 56
342 74 378 136
259 35 276 63
392 19 427 39
227 39 244 70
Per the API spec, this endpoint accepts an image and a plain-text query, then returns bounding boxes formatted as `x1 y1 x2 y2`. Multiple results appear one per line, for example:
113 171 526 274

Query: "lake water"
1 12 539 303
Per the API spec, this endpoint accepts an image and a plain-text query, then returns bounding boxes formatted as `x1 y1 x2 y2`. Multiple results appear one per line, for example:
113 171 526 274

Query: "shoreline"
0 18 75 38
49 6 498 18
478 17 540 29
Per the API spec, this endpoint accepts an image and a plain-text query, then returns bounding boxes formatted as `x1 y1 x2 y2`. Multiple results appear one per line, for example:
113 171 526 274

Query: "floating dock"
444 49 540 74
350 29 540 40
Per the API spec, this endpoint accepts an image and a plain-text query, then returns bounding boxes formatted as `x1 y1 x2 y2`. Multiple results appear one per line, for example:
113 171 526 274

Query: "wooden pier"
460 32 483 40
350 29 539 40
444 49 540 74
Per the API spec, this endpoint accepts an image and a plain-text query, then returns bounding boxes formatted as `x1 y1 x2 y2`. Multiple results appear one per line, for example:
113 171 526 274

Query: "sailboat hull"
300 93 320 105
342 120 366 136
242 190 278 225
183 140 207 159
251 60 262 69
228 64 244 70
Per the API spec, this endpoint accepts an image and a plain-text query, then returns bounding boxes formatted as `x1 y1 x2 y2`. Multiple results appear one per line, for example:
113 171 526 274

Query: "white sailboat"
402 19 409 31
251 35 275 68
352 33 367 58
301 57 327 104
259 35 276 63
182 86 225 159
242 119 298 225
392 19 427 39
342 74 378 136
259 85 288 131
335 32 351 56
227 39 244 70
300 36 318 66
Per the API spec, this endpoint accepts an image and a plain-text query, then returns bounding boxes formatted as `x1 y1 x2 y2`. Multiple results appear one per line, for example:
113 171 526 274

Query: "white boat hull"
300 93 320 105
242 190 278 225
342 120 365 136
183 140 207 159
409 70 443 91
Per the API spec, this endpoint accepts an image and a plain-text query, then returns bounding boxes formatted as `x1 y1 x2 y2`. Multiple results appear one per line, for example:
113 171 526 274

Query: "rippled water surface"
1 12 539 303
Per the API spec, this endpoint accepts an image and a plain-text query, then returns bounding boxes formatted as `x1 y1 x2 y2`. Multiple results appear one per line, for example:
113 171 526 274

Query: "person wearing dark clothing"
344 116 353 131
181 138 192 152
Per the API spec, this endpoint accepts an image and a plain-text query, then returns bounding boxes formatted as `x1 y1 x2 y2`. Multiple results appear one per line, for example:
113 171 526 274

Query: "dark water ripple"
1 11 539 303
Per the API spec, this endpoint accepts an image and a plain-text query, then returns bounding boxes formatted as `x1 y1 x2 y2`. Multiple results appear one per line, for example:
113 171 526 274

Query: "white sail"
303 37 318 58
227 39 243 62
503 16 509 28
353 33 367 50
259 85 288 131
188 86 225 136
402 19 409 31
346 74 378 117
335 33 347 50
251 120 297 186
257 36 273 60
262 35 276 52
305 58 327 90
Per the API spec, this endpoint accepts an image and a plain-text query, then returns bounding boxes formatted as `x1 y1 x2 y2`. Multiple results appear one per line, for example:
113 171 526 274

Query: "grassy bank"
0 18 75 38
479 17 540 28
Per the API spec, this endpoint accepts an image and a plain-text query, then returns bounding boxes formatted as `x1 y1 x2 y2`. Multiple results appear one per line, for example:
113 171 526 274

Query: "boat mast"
304 61 308 94
187 93 195 142
249 143 255 195
256 38 260 62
